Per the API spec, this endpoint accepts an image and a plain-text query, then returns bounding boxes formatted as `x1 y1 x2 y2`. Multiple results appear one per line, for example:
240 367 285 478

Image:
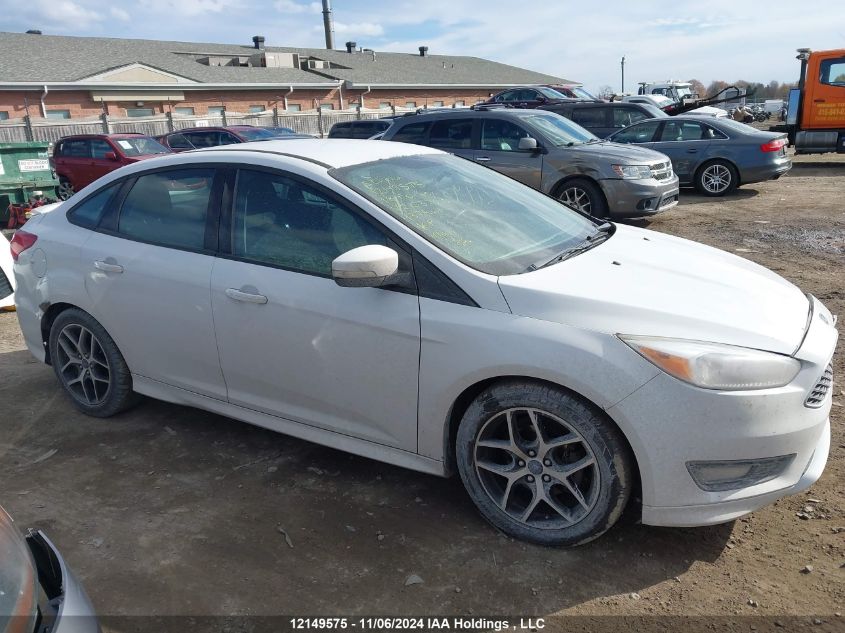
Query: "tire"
695 160 738 197
57 178 75 201
48 308 140 417
456 380 633 547
556 178 609 218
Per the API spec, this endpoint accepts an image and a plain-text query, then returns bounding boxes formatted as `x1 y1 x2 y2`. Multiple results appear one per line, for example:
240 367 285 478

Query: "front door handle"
94 260 123 273
225 288 268 305
476 156 491 162
686 148 698 153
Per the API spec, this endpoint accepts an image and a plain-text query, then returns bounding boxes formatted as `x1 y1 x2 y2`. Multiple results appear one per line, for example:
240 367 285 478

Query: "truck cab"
790 48 845 154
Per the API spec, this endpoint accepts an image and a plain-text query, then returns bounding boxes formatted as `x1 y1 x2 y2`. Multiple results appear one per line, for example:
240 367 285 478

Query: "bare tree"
597 85 615 100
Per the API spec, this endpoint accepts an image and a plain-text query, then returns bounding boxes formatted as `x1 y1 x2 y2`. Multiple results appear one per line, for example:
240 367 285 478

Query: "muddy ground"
0 155 843 632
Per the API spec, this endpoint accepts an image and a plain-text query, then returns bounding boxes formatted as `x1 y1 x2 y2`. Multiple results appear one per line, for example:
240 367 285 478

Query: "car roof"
201 138 443 168
58 133 146 140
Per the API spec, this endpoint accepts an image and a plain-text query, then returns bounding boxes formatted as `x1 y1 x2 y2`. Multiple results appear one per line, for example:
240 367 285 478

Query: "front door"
649 120 712 182
475 118 544 189
804 52 845 133
210 168 421 450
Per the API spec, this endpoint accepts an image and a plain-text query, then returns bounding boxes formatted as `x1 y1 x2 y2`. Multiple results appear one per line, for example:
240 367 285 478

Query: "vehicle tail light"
760 137 787 152
10 230 38 261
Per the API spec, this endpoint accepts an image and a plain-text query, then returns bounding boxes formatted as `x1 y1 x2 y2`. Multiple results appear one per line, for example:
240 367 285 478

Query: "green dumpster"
0 142 60 225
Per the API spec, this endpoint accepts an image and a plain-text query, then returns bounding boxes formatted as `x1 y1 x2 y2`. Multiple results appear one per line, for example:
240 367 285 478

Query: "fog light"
686 455 795 492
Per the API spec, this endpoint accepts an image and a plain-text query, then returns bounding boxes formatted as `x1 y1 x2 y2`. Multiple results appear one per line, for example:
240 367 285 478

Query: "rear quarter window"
67 183 121 228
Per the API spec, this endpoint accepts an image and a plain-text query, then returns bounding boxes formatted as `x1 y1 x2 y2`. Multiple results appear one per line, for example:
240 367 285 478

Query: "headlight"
611 164 652 179
619 335 801 390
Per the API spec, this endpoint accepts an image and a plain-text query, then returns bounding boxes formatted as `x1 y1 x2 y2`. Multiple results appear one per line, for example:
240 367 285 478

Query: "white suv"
11 139 837 546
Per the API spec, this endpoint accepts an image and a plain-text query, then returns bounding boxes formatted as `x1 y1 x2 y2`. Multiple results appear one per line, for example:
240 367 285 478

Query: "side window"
820 57 845 86
232 169 387 276
166 133 193 149
90 139 113 159
612 107 649 128
659 121 706 142
390 122 432 145
517 89 538 101
496 91 518 103
118 169 215 250
218 132 240 145
429 119 473 149
570 108 607 128
67 183 120 228
612 120 661 144
184 131 218 148
480 119 532 152
703 125 729 140
60 140 90 158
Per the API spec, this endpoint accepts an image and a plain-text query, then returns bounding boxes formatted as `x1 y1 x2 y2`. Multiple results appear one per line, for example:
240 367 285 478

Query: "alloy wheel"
559 187 592 213
55 324 112 406
473 407 600 529
701 164 732 194
57 180 75 201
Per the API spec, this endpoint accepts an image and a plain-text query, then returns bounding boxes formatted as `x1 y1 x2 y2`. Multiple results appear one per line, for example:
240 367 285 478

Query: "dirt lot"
1 156 843 631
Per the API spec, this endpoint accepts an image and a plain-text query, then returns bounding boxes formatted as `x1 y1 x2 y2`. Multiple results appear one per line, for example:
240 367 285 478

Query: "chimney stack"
345 41 356 53
252 35 265 49
321 0 335 50
419 46 429 57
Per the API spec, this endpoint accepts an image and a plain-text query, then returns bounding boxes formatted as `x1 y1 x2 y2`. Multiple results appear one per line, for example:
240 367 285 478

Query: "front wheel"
456 381 633 547
695 160 738 197
556 178 608 218
48 308 140 417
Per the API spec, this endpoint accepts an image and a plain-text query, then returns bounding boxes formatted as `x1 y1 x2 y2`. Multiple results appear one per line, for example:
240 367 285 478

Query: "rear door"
79 166 227 399
210 167 421 450
649 120 712 182
55 139 93 189
476 118 543 188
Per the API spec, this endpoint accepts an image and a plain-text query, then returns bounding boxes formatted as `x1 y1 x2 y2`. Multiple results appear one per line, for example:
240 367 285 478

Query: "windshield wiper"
526 222 613 271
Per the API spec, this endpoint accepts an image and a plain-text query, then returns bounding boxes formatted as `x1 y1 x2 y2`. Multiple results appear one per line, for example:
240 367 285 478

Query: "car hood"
498 224 809 355
563 141 670 164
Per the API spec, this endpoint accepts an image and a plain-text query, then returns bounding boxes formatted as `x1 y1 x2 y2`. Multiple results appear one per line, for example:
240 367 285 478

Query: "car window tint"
480 119 532 152
612 107 649 128
704 125 729 140
68 183 120 228
660 121 706 142
218 132 240 145
612 120 661 143
166 133 193 149
429 119 473 149
60 140 90 158
570 108 606 127
90 139 113 159
517 89 538 101
390 122 431 145
184 131 219 148
118 169 214 250
495 91 516 103
232 169 386 276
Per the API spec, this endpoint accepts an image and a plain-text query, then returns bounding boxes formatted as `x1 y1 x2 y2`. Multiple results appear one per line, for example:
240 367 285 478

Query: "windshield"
522 113 597 146
236 128 279 141
641 104 670 118
0 508 37 633
115 137 169 156
538 87 568 100
331 154 601 275
674 86 693 99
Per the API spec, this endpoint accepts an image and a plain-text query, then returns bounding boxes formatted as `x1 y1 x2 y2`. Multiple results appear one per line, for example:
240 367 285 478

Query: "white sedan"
11 140 837 546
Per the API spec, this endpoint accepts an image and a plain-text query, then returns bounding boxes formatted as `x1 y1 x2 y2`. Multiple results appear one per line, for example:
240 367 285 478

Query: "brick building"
0 32 574 120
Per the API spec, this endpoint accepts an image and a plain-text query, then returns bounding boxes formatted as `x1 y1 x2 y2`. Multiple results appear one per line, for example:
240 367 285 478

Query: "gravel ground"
0 157 843 632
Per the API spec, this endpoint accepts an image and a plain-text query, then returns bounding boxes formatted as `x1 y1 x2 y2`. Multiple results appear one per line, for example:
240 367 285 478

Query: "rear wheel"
57 178 75 201
456 380 633 546
695 160 738 196
556 178 608 218
48 309 140 417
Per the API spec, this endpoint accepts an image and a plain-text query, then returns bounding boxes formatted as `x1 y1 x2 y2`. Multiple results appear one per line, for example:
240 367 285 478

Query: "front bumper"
27 530 100 633
608 295 837 527
599 175 680 219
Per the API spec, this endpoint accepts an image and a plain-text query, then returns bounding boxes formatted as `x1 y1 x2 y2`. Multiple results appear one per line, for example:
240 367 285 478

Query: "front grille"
805 363 833 408
0 265 12 301
650 161 673 181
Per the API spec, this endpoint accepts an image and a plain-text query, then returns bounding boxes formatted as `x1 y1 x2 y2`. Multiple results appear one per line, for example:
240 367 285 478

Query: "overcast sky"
2 0 844 93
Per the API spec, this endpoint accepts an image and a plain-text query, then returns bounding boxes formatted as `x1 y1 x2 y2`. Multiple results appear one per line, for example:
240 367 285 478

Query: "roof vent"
252 35 265 49
26 29 42 35
346 41 356 53
419 46 429 57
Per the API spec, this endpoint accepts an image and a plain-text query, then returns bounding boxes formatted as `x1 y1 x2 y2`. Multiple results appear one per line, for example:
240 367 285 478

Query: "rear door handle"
225 288 268 305
476 157 491 162
93 260 123 273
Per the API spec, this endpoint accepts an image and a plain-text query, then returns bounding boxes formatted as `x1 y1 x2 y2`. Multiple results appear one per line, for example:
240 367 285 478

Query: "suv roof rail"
470 103 512 111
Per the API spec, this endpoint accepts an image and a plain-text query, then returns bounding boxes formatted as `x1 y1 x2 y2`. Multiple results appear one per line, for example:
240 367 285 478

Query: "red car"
51 133 170 200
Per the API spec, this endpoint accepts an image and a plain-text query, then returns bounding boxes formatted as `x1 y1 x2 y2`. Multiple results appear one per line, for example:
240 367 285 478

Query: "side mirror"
518 137 538 151
332 245 399 288
104 151 118 161
536 96 546 103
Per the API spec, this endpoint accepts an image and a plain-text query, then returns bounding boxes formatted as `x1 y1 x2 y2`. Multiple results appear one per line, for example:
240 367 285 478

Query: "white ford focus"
11 140 837 546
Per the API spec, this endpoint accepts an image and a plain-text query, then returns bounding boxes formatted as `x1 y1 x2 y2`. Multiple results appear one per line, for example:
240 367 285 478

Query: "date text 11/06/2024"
289 618 546 631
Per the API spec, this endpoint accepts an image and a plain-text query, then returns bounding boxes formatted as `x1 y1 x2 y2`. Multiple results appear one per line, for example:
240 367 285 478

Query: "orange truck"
785 48 845 154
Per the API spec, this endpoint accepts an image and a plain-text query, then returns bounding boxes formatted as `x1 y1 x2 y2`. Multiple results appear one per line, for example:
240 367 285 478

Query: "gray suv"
381 108 680 218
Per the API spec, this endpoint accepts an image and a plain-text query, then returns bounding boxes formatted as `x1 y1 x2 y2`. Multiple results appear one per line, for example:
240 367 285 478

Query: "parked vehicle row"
12 139 836 549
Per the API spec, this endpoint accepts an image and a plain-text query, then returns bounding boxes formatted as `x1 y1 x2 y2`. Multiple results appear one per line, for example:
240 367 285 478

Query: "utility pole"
322 0 335 50
621 56 626 94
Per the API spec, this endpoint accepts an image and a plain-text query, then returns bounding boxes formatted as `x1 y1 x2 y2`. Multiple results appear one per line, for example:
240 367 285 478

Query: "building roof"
0 32 572 89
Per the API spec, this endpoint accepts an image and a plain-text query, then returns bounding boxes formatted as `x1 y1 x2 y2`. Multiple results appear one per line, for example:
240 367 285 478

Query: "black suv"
481 86 590 109
328 119 393 139
539 102 668 138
